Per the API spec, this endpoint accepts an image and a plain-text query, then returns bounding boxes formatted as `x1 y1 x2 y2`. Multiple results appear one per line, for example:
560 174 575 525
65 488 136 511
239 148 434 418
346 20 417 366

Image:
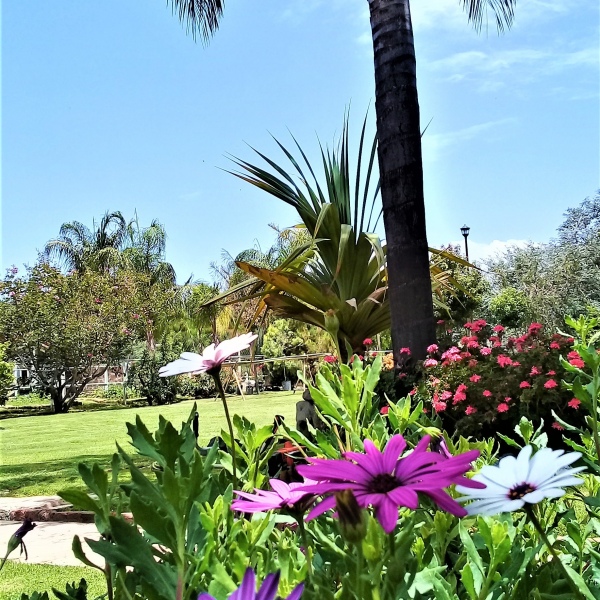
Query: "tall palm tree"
165 0 516 360
122 216 177 286
367 0 515 360
43 211 127 273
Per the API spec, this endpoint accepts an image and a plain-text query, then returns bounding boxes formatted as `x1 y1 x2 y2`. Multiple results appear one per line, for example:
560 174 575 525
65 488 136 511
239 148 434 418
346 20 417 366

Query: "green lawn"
0 392 299 497
0 562 105 600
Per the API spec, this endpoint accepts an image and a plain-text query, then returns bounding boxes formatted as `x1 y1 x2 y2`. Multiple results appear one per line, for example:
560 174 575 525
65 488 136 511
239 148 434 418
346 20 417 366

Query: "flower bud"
335 490 366 544
324 309 340 338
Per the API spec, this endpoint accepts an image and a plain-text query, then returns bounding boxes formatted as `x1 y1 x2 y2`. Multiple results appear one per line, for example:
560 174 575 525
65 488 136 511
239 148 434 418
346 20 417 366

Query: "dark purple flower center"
508 482 536 499
369 473 402 494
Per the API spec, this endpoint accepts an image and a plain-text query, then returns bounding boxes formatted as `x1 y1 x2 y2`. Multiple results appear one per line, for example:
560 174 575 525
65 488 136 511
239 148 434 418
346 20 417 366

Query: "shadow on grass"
0 454 152 498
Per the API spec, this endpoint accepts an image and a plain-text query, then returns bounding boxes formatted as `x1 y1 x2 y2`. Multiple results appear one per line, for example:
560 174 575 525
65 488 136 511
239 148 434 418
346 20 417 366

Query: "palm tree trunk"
368 0 436 361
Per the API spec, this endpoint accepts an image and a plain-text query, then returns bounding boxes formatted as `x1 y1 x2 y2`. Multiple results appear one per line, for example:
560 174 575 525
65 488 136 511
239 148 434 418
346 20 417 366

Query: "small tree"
128 337 183 405
0 343 14 403
0 264 145 413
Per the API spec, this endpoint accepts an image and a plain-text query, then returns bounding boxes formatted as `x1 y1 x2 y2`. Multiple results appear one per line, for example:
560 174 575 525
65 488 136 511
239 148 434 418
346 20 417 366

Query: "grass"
0 392 299 497
0 562 105 600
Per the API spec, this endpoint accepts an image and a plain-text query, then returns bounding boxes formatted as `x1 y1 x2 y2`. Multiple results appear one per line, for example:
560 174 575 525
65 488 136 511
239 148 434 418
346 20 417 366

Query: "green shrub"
128 340 183 405
487 287 532 329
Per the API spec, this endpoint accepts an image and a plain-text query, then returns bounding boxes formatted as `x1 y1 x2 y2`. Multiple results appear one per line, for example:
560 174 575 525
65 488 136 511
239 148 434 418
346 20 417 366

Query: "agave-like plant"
208 116 465 361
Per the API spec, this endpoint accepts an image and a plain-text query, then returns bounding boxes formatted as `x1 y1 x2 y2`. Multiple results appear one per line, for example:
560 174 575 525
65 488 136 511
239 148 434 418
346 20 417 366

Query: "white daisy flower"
455 445 585 516
159 333 258 377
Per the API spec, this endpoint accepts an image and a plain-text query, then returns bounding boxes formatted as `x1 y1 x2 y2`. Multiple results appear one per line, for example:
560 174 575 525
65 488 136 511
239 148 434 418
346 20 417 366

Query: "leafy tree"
0 342 14 403
164 0 517 361
163 283 228 350
261 319 332 359
486 287 532 329
558 190 600 244
431 245 490 326
208 225 313 334
486 194 600 330
0 264 146 413
45 212 181 351
260 318 332 386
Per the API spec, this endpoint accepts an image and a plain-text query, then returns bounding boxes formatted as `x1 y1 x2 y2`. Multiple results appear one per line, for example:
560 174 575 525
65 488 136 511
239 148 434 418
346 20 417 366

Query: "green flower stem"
525 506 584 600
296 517 313 579
212 373 238 491
590 365 600 461
104 562 114 600
356 540 365 600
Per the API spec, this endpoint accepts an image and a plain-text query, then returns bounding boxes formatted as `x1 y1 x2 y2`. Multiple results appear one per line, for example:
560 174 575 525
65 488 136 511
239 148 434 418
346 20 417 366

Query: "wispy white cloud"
426 44 598 93
422 118 517 161
450 238 529 263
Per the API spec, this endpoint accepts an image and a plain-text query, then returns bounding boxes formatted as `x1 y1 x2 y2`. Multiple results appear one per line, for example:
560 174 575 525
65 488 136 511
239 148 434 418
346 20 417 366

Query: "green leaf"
59 489 102 514
458 522 485 594
460 563 478 599
71 536 103 571
87 517 177 600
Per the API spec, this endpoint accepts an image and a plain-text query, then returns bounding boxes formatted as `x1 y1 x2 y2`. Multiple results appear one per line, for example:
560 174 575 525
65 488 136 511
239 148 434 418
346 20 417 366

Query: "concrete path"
0 497 104 567
0 520 103 567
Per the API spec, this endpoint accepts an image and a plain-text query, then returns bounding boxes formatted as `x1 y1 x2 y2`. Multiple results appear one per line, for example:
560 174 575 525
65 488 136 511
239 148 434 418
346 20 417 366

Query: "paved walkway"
0 497 103 567
0 520 103 567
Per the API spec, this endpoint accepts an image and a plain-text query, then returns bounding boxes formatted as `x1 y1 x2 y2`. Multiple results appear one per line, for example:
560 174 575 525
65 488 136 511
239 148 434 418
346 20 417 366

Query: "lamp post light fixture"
461 225 470 262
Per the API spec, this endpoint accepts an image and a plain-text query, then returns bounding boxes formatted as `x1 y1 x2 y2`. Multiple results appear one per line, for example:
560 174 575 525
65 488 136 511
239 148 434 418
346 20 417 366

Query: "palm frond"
462 0 515 33
166 0 225 44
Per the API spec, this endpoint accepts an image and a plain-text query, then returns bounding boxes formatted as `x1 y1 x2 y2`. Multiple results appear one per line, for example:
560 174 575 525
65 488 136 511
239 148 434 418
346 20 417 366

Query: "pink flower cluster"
417 320 581 435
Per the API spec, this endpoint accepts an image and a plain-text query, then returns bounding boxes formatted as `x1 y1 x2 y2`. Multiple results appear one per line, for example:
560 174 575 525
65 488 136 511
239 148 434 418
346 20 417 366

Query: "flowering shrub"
23 338 600 600
414 320 587 444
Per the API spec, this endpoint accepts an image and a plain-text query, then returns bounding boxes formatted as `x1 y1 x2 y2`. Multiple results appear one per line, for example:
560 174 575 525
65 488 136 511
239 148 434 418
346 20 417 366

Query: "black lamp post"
461 225 470 262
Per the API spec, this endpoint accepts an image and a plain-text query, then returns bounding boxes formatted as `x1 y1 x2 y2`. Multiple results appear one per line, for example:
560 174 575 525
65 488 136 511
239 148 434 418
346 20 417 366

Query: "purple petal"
298 482 364 495
387 487 419 509
343 450 383 474
305 495 337 521
381 435 407 472
269 479 292 499
374 497 400 533
297 460 371 484
285 583 305 600
197 595 216 600
423 488 467 517
256 572 280 600
235 568 256 600
231 499 281 513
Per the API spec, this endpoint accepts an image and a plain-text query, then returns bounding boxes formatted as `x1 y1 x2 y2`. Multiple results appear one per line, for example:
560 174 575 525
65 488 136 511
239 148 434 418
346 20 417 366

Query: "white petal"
523 488 564 503
456 479 511 498
528 450 581 487
477 464 518 489
526 448 563 486
539 473 585 489
202 344 217 361
159 354 205 377
465 498 524 516
515 445 533 482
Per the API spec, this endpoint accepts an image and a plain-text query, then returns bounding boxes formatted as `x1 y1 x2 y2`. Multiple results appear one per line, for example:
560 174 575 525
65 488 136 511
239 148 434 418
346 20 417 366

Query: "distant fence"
11 350 391 396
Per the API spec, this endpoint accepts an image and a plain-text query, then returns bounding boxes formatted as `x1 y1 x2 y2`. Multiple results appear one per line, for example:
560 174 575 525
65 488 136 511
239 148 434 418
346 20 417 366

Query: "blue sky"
2 0 598 282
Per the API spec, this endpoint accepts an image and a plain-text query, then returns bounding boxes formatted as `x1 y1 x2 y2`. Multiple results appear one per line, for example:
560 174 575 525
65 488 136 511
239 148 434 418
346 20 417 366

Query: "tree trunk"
369 0 436 361
49 387 66 413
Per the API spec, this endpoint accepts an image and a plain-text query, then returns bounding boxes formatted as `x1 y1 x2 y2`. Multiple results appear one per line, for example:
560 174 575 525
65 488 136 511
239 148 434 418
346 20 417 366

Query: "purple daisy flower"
198 568 303 600
296 434 485 533
231 479 316 515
